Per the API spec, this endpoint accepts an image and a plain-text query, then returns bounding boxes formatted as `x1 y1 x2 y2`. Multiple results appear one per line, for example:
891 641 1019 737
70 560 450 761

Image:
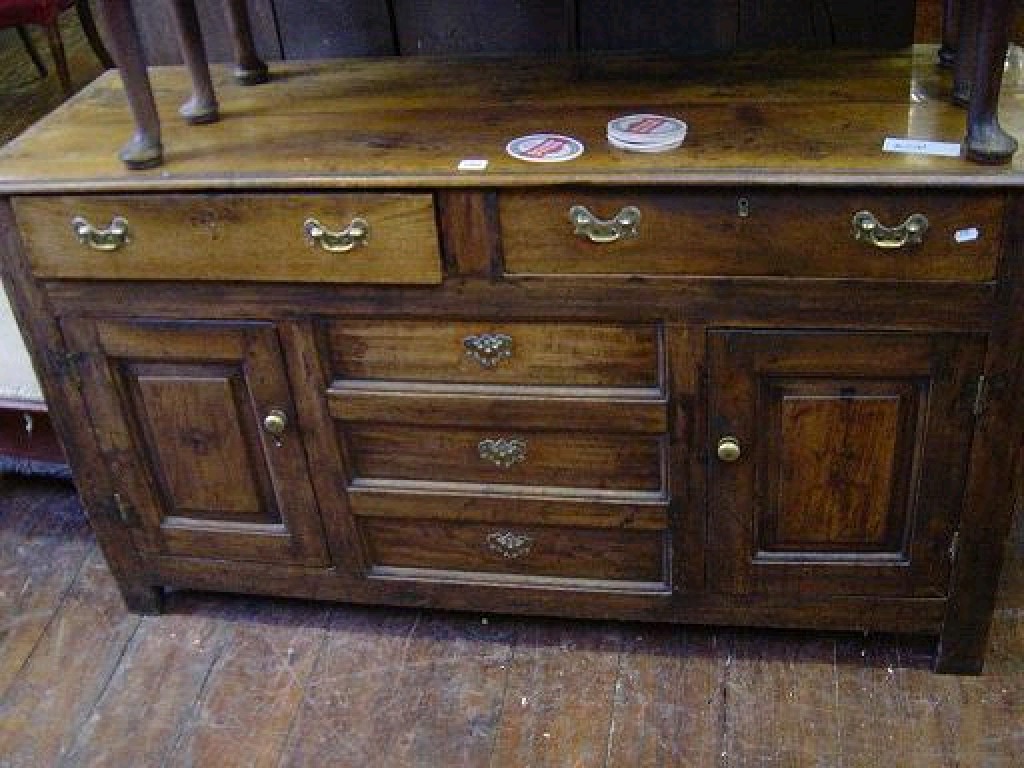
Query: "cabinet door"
65 320 328 565
708 331 984 597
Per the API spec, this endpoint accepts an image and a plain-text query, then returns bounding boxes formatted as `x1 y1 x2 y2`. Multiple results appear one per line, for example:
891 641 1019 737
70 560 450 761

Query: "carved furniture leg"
168 0 219 124
953 0 979 105
96 0 163 169
224 0 269 85
965 0 1018 163
76 0 115 69
940 0 961 67
15 26 47 78
43 21 72 96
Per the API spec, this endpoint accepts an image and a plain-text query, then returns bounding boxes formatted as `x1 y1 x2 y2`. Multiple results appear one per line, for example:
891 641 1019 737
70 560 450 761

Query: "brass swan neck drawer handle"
304 217 370 252
71 216 130 251
487 531 533 559
569 205 641 243
852 211 929 249
478 437 527 468
464 333 513 368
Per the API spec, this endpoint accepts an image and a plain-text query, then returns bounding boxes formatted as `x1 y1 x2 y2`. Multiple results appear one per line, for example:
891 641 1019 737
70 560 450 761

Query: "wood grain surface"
0 48 1021 191
14 194 441 283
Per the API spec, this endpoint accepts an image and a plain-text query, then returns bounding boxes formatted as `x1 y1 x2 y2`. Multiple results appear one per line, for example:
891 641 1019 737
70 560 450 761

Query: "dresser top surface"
1 45 1022 193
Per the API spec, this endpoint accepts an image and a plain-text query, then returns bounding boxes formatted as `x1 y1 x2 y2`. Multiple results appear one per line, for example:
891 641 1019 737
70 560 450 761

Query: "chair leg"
15 26 48 79
224 0 268 85
43 22 72 95
94 0 163 169
76 0 115 69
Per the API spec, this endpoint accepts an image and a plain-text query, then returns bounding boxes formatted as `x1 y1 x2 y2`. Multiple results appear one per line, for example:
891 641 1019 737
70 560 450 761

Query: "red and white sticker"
506 133 584 163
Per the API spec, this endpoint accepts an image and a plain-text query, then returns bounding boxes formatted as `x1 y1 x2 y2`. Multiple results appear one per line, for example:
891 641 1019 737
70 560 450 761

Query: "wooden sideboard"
1 48 1022 673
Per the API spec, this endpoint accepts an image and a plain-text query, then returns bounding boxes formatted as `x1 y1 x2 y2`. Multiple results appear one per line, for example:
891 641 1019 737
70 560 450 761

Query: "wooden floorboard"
1 476 1020 766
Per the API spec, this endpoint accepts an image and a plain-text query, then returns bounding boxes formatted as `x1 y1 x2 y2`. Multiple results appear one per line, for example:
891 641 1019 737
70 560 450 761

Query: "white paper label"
457 158 489 171
954 227 981 243
882 138 962 157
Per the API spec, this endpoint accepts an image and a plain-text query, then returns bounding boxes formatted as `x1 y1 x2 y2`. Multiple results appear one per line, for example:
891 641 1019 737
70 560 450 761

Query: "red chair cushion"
0 0 61 29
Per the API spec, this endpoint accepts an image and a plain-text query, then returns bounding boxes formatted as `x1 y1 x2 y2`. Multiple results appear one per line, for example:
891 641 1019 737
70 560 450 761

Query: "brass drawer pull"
478 437 526 468
852 211 929 249
304 217 370 252
487 531 533 559
464 333 513 368
71 216 129 251
569 205 641 243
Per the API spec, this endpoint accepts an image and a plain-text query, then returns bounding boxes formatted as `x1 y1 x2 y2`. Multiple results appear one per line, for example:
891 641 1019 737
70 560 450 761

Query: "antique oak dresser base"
1 50 1022 674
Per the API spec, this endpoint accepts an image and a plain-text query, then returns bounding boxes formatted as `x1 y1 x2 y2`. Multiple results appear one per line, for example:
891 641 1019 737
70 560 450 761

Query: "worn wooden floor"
0 14 106 148
0 473 1021 768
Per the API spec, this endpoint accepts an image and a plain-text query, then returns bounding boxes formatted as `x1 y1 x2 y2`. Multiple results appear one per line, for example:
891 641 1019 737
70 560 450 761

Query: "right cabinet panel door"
707 330 985 597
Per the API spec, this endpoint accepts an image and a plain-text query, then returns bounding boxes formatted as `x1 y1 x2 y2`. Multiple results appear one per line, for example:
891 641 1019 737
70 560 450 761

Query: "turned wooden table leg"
96 0 162 169
225 0 269 85
965 0 1018 163
168 0 219 124
939 0 962 67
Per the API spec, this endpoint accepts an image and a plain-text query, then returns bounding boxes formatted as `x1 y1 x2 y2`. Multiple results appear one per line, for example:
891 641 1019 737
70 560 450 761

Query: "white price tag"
457 158 489 171
882 138 962 157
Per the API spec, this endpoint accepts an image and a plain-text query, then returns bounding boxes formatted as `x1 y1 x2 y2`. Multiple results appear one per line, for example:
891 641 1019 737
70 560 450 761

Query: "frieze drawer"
13 193 442 283
499 189 1004 280
324 320 663 388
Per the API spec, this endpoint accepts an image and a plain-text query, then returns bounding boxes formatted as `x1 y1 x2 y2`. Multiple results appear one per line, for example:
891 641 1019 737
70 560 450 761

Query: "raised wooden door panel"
707 330 985 597
63 320 328 565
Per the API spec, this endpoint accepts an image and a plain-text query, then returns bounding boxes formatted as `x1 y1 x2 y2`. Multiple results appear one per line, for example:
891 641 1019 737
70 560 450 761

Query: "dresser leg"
225 0 269 85
168 0 219 124
96 0 163 169
120 583 165 615
965 0 1018 164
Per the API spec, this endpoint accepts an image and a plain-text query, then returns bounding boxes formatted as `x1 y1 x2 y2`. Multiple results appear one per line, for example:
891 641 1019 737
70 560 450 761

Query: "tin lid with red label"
607 114 687 146
506 133 585 163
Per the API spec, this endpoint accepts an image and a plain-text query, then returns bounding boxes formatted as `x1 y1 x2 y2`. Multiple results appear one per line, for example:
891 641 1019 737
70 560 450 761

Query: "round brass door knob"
263 409 288 437
717 436 742 462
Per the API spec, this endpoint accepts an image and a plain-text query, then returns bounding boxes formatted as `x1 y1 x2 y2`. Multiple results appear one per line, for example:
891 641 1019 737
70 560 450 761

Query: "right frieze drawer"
498 189 1004 280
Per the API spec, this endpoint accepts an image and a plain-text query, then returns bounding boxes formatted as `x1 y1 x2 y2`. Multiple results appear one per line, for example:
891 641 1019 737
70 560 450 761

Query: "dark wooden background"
131 0 921 65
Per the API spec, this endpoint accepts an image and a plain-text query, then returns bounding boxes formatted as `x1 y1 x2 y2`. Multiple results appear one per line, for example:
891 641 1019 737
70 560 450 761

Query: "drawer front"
345 425 664 493
500 190 1004 280
326 320 661 388
360 517 667 584
14 194 441 283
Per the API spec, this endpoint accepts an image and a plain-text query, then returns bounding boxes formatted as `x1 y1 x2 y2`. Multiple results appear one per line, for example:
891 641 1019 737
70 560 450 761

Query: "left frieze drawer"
12 193 442 284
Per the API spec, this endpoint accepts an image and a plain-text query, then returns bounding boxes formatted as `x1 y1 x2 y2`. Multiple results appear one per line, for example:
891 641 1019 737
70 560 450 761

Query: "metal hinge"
971 375 987 416
113 493 138 527
948 531 961 562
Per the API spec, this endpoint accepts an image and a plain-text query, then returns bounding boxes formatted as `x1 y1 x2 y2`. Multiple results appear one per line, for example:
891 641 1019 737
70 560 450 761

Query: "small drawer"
359 517 667 584
13 193 441 283
344 425 665 493
325 320 661 388
499 189 1004 281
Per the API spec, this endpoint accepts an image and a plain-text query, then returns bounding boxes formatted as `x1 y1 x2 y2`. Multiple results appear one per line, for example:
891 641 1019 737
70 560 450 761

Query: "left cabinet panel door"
63 320 329 566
